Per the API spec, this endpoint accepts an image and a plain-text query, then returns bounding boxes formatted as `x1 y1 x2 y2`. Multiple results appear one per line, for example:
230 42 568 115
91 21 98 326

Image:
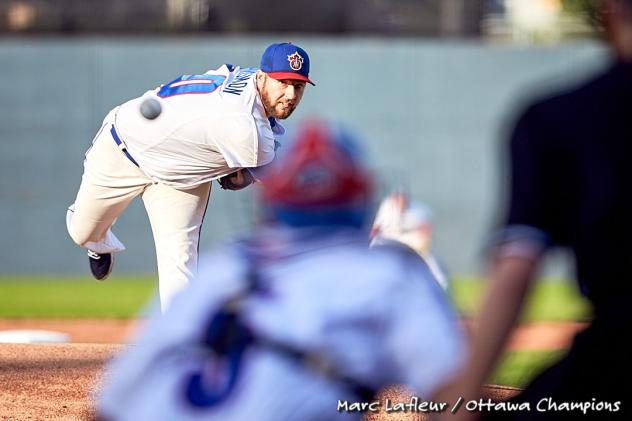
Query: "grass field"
490 349 566 388
451 276 592 322
0 274 592 320
0 275 156 318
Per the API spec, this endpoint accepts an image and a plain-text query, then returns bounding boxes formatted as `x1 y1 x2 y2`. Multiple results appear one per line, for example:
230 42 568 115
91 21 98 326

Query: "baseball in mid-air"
140 97 162 120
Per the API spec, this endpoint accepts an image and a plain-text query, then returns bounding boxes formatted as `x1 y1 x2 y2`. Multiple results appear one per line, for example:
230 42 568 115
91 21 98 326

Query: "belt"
110 125 140 167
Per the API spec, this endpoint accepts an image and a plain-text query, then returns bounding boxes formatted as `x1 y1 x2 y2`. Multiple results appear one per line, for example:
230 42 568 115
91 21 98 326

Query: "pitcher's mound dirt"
0 343 520 421
0 343 122 421
0 319 585 420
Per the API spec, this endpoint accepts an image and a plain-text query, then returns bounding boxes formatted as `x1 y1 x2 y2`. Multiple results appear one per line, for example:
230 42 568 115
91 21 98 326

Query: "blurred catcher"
97 118 466 421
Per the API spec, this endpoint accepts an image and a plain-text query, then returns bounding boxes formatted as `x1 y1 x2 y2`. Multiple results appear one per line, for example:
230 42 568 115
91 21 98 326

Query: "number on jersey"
158 74 227 98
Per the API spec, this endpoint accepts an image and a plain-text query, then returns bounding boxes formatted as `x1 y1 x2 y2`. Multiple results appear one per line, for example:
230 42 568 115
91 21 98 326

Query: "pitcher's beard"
273 103 296 119
260 83 296 119
262 96 295 119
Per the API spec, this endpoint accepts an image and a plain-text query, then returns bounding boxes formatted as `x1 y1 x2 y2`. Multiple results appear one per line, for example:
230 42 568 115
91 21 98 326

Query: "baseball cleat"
87 250 114 281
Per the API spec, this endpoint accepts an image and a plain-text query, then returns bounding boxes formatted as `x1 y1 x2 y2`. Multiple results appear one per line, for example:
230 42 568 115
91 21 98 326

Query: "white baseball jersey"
98 227 466 421
113 65 283 189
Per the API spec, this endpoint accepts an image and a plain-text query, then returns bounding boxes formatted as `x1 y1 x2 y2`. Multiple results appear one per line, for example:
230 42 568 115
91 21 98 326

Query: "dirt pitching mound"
0 319 581 420
0 343 521 421
0 343 121 420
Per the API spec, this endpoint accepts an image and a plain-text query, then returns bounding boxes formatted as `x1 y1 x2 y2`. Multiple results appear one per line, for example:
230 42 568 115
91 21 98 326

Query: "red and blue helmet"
259 119 374 228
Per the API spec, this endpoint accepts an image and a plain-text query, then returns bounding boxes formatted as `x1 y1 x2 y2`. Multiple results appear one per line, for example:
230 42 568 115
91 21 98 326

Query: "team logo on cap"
287 51 304 71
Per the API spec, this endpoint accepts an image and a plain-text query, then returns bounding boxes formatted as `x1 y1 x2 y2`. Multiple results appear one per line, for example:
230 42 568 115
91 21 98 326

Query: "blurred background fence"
0 0 608 275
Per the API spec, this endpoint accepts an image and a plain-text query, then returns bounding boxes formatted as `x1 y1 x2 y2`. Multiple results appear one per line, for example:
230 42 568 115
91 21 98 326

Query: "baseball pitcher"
66 42 314 311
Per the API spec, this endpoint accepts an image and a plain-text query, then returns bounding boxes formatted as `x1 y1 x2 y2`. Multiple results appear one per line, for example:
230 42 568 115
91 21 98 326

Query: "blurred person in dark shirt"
435 1 632 420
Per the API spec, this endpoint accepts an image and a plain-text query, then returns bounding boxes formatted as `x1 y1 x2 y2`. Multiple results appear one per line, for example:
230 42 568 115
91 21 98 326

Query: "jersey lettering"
158 74 227 98
223 68 257 96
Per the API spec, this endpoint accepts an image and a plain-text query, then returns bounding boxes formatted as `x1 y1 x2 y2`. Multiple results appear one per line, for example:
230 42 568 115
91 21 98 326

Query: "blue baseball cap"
260 42 315 86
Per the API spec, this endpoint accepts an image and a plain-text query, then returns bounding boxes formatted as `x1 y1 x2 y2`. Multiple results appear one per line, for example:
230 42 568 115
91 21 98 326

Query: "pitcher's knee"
67 220 104 247
66 207 103 247
68 226 93 247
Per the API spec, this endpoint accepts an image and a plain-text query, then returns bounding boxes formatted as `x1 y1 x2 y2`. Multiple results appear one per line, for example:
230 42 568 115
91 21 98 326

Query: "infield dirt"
0 319 585 420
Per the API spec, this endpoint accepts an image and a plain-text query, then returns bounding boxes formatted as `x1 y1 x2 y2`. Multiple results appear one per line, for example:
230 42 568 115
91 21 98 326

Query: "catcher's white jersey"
98 227 466 421
113 65 282 189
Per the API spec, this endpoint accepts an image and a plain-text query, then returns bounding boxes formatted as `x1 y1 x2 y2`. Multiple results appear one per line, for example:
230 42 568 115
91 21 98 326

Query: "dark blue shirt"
504 61 632 311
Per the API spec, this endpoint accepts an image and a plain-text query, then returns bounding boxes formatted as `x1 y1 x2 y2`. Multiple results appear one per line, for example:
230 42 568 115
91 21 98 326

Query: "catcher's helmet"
259 119 374 228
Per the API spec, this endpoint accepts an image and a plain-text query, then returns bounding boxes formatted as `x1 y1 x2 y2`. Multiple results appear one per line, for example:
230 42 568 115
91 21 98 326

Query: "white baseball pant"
66 110 211 311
